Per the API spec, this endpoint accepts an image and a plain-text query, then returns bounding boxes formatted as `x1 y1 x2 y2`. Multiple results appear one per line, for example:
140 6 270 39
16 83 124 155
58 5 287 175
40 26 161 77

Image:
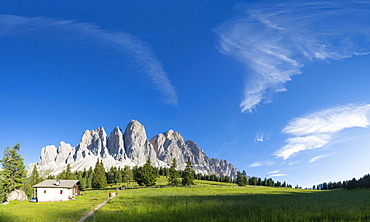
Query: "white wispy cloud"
267 170 279 175
254 131 271 143
249 162 263 167
215 2 370 112
288 161 300 166
309 155 327 163
254 131 264 143
309 153 337 163
0 15 177 105
270 174 287 177
275 104 370 159
249 160 275 168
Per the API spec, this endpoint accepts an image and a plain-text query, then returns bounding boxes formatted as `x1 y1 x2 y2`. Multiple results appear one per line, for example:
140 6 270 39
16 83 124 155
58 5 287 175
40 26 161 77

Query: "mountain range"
30 120 237 179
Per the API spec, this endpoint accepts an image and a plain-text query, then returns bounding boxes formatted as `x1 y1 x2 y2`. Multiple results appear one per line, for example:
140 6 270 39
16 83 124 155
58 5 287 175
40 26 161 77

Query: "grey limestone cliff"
33 120 237 179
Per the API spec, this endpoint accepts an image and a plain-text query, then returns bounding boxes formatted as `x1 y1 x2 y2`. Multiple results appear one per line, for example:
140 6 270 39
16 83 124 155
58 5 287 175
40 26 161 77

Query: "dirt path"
78 192 116 222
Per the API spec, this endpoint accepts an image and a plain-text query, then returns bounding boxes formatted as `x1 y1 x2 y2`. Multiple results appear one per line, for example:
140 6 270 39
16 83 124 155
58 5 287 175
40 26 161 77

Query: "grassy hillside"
86 182 370 222
1 178 370 222
0 190 111 222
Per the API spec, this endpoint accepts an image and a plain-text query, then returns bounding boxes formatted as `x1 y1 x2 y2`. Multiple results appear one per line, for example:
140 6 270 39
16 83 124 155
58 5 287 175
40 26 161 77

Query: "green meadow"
1 179 370 222
0 190 111 222
87 186 370 222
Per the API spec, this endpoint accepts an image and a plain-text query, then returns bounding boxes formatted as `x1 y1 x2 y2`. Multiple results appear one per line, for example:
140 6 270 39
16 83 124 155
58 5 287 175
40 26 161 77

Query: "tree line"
0 143 298 202
314 174 370 190
0 144 197 201
235 170 293 188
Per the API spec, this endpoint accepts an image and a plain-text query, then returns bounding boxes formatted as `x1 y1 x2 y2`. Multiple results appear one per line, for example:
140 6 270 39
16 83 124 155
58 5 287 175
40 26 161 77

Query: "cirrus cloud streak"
0 14 177 105
275 104 370 159
215 2 370 112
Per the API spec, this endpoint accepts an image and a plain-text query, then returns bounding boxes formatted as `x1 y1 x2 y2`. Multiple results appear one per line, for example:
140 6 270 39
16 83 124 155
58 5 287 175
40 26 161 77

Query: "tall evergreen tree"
241 170 247 177
116 167 123 183
257 177 262 186
182 156 195 186
135 158 156 186
0 173 4 201
236 171 247 186
262 178 267 186
0 144 26 201
22 177 33 200
282 181 287 188
30 165 42 186
77 175 87 190
92 160 107 189
267 178 274 187
58 164 75 180
168 158 180 186
122 166 133 185
249 177 257 185
107 167 117 184
65 164 75 180
223 176 231 183
85 166 94 188
82 168 87 178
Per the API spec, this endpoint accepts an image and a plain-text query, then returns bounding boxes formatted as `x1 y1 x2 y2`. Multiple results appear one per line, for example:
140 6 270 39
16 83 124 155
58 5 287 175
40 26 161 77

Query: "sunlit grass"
0 190 111 222
87 185 370 222
2 178 370 222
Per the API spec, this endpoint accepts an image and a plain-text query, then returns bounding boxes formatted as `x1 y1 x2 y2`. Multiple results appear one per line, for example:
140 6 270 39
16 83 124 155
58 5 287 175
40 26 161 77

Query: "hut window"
60 190 63 194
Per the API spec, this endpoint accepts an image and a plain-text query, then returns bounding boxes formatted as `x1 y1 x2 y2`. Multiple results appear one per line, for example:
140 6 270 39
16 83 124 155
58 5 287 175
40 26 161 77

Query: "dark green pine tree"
77 174 87 190
92 159 107 189
107 167 116 184
116 167 123 183
267 178 274 187
0 172 4 202
167 158 180 186
86 166 94 188
106 167 121 185
66 164 75 180
236 171 247 186
182 156 195 186
58 164 75 180
135 157 156 186
0 144 27 201
249 177 257 185
122 166 133 185
257 177 262 186
30 165 42 186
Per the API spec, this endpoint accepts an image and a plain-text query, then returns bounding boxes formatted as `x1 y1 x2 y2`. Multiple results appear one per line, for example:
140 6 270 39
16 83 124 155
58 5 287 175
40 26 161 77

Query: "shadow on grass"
89 189 370 222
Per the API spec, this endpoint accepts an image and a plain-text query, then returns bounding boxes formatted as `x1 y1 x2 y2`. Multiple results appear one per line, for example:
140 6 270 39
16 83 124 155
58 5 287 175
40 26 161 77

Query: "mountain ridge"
31 120 237 179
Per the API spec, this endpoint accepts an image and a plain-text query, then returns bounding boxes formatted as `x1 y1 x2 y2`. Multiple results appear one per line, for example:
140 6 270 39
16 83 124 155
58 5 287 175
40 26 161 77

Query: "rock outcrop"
7 189 28 202
150 130 236 177
107 126 126 161
32 120 237 179
124 120 157 164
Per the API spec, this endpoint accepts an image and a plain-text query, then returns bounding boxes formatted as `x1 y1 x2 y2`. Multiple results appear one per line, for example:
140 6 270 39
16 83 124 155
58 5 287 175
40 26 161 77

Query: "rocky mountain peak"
73 127 109 161
39 145 57 166
34 120 237 179
55 141 74 165
163 129 183 141
124 120 156 164
107 126 126 161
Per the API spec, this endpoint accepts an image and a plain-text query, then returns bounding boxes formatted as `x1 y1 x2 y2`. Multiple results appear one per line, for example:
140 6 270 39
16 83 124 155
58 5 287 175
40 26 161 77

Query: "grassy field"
87 185 370 222
1 178 370 222
0 190 111 222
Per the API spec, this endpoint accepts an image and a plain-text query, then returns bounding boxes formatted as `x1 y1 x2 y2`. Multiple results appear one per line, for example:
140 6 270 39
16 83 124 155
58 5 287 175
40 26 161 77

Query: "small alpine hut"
32 180 81 202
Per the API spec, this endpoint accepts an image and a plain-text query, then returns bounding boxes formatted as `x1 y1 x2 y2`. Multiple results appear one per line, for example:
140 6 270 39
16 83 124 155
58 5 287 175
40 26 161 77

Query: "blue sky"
1 1 370 188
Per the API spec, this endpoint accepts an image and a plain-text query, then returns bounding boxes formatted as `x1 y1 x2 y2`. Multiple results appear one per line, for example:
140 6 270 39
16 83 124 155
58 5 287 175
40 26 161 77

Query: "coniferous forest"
1 143 370 202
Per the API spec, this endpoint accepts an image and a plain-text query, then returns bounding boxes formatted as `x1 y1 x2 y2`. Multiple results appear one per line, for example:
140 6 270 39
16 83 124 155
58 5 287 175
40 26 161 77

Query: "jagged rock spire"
35 119 237 179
